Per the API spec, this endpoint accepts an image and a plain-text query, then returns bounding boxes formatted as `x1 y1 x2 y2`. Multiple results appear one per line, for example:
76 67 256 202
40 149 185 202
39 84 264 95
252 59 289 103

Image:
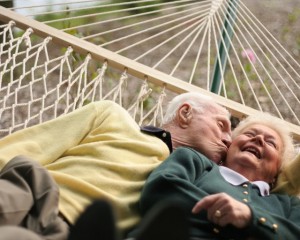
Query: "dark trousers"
0 156 69 240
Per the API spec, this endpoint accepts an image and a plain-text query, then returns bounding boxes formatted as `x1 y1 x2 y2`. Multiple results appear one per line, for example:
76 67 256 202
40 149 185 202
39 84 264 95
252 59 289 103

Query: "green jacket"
140 147 300 240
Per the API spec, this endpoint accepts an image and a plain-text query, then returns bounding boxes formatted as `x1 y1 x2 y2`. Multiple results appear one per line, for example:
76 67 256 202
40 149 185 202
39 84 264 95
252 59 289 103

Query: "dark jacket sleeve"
140 147 211 215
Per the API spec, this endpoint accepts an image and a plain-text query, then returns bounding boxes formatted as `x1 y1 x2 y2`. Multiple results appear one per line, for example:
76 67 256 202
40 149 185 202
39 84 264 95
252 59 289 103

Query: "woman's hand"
192 193 252 228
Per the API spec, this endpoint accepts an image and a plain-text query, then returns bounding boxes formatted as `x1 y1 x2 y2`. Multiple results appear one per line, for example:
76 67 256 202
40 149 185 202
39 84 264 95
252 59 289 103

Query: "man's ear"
177 103 192 128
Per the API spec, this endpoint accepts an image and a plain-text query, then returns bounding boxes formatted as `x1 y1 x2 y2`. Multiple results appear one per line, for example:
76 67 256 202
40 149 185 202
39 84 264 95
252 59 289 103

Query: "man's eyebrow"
218 115 231 122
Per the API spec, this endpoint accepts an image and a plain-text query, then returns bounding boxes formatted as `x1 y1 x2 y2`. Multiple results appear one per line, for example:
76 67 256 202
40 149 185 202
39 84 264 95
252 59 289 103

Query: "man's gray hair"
162 92 214 125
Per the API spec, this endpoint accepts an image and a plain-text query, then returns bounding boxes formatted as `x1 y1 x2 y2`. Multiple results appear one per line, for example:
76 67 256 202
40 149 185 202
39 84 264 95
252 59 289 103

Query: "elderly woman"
138 113 300 240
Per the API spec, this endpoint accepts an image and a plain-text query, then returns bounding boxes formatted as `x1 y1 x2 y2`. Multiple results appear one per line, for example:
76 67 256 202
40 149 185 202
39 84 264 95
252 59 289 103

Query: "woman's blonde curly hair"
232 113 295 168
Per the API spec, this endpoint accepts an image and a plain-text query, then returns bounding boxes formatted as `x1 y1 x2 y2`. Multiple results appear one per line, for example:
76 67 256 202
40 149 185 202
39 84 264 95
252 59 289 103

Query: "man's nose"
222 133 232 148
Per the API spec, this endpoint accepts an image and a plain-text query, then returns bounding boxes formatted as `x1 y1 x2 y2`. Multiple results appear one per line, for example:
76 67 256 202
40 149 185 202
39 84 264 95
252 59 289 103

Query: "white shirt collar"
219 166 270 196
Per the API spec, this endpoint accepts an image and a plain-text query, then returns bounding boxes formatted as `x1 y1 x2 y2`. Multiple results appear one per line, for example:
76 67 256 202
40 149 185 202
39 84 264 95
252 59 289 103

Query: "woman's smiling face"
225 124 283 183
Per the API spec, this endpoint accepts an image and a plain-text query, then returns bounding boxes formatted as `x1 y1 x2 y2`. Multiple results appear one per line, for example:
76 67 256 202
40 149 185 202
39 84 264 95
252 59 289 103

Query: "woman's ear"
177 103 192 128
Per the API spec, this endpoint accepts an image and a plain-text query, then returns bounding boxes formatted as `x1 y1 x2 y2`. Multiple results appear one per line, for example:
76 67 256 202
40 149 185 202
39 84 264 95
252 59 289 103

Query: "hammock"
1 0 300 143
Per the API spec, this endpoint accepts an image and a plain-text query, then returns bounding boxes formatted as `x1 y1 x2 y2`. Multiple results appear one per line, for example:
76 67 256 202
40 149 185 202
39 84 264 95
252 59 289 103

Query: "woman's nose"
253 134 264 145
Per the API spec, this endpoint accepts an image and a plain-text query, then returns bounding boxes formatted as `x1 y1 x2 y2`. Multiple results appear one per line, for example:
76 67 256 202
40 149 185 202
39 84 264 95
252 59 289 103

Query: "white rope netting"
0 21 168 138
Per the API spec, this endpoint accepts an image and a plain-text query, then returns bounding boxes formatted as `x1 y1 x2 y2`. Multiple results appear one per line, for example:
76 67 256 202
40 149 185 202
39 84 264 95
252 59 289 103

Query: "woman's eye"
267 141 277 148
244 132 254 137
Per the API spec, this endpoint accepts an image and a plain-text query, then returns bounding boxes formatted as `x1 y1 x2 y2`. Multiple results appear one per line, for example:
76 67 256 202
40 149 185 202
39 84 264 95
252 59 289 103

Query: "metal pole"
210 0 239 94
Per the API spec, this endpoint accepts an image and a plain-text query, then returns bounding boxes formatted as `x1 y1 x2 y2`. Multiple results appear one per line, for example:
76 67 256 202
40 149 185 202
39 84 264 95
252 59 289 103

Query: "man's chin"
209 154 224 164
211 151 227 164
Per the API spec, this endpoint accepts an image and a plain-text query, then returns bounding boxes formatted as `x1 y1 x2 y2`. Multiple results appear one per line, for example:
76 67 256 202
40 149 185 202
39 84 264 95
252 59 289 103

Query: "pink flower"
241 49 256 64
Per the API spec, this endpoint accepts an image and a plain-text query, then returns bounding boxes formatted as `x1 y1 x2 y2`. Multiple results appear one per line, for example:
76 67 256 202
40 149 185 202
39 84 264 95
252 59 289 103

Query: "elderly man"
0 92 232 239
